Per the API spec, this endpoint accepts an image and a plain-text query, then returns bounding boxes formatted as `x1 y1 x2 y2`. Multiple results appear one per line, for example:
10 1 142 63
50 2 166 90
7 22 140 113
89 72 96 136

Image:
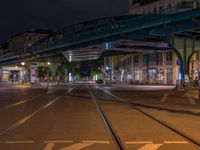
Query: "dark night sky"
0 0 130 43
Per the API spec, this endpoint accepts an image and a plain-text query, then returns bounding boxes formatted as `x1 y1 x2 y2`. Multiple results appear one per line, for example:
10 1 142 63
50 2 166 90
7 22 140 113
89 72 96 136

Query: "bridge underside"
61 39 171 62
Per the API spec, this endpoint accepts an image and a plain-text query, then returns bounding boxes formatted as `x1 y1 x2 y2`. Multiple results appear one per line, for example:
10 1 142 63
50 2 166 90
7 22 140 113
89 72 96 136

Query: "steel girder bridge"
1 1 200 78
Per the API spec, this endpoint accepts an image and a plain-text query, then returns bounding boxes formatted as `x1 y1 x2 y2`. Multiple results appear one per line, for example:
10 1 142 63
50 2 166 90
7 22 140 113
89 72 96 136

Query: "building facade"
103 0 200 85
0 29 51 56
104 51 179 85
0 29 52 83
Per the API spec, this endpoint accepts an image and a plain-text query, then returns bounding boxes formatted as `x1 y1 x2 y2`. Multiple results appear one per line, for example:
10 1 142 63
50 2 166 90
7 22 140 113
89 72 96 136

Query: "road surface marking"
59 143 94 150
44 141 73 143
187 94 196 105
164 141 189 144
5 141 34 144
44 143 55 150
0 97 37 110
125 141 153 144
82 140 110 144
160 93 169 102
138 144 163 150
0 87 76 136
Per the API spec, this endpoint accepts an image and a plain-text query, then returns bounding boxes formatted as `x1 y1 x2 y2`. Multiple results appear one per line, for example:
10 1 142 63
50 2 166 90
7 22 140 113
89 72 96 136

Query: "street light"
21 62 25 66
47 62 51 65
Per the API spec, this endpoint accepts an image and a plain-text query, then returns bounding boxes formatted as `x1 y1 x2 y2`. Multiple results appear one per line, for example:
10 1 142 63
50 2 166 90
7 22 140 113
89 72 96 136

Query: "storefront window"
134 69 139 81
167 68 173 84
142 69 147 80
148 68 158 81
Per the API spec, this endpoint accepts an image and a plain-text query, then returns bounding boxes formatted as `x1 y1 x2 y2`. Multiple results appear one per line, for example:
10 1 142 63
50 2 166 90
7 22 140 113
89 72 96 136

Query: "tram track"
87 85 125 150
96 85 200 149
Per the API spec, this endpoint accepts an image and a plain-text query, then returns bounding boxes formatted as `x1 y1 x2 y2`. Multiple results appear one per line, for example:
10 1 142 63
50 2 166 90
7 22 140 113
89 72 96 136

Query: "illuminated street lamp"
21 62 25 66
47 62 51 65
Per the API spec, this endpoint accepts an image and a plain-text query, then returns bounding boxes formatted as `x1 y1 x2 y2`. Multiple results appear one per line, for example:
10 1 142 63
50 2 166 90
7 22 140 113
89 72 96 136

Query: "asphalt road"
0 84 199 150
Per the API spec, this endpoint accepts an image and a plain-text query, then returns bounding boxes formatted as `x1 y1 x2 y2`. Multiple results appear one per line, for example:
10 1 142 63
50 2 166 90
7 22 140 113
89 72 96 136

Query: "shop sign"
2 70 9 74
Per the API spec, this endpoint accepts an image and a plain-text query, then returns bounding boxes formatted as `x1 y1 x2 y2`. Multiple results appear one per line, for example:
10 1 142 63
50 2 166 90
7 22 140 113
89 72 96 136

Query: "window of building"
166 52 173 65
134 55 139 67
153 8 157 13
149 54 156 66
157 53 163 66
128 56 131 67
124 57 131 68
167 3 172 8
142 55 148 66
159 6 163 12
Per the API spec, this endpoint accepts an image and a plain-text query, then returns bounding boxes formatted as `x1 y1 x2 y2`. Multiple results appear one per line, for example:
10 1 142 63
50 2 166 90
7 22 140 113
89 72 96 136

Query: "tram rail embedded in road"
97 86 200 149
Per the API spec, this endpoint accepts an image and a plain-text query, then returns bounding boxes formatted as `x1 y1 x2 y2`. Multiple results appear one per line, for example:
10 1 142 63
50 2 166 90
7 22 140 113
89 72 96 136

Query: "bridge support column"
169 36 200 91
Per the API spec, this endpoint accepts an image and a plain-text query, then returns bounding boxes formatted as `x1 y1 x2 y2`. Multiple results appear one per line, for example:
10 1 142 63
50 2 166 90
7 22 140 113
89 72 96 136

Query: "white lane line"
187 94 196 105
138 144 163 150
44 141 73 143
125 141 153 144
160 93 169 102
5 141 34 144
164 141 189 144
0 87 76 136
59 143 94 150
1 97 38 110
44 143 55 150
82 140 110 144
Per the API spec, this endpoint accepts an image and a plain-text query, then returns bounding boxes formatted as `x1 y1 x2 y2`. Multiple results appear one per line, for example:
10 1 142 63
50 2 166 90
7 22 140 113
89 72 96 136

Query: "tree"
90 59 103 80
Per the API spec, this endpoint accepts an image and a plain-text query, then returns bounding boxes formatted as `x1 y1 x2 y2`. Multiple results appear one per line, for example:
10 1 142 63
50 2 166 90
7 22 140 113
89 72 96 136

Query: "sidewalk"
111 84 176 91
1 82 72 89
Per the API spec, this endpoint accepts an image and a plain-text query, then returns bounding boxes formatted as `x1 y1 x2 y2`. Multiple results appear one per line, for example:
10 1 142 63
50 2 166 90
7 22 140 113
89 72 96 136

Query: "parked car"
95 79 103 84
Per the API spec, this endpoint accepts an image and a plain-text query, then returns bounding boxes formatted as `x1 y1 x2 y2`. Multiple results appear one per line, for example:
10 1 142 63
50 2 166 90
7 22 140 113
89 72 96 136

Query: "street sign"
176 59 182 66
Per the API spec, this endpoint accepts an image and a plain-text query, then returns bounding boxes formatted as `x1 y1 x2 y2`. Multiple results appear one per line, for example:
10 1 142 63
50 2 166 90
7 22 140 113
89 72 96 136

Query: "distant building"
0 29 52 83
128 0 200 15
0 29 52 56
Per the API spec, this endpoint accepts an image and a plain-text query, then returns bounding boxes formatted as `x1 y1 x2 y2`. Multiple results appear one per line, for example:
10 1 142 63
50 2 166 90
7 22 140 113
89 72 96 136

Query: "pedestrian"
194 77 198 88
